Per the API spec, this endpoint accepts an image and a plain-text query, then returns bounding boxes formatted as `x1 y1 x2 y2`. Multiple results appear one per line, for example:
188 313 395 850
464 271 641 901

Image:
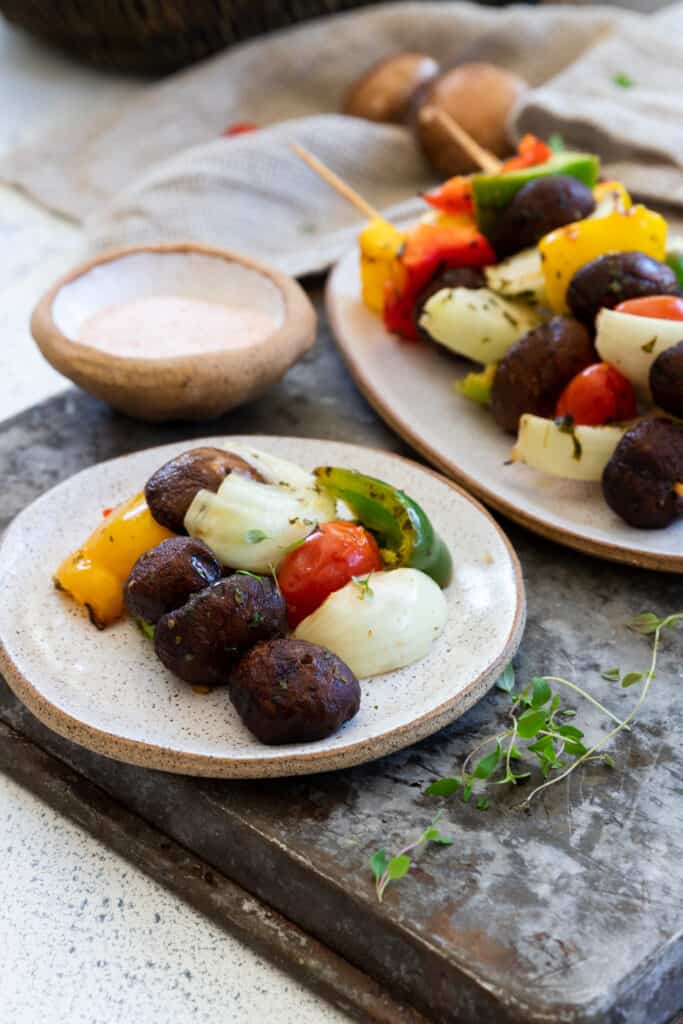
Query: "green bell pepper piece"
666 249 683 291
313 466 453 588
473 151 600 241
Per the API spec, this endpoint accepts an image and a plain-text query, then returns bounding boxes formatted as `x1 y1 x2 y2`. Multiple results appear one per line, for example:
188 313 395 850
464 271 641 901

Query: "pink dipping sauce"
79 296 277 358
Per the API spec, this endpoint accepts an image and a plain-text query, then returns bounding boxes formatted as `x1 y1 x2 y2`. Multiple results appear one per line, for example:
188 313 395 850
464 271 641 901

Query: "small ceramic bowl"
31 242 317 422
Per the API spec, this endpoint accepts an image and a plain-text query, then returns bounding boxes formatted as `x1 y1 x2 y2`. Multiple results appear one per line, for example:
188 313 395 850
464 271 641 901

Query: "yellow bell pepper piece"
55 492 174 628
540 205 668 313
593 181 631 214
359 218 407 313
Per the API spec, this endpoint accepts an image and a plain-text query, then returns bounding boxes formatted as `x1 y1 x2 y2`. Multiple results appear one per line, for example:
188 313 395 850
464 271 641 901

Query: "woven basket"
0 0 389 73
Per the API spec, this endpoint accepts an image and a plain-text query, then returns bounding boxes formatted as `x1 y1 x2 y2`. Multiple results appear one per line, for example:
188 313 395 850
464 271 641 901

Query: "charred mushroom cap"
155 574 287 687
230 638 361 745
602 418 683 529
567 253 680 325
415 265 487 341
145 447 265 534
492 175 596 259
124 537 222 625
491 316 596 434
650 340 683 417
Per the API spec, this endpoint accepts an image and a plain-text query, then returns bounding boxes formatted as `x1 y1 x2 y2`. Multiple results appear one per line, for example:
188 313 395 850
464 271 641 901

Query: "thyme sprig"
369 612 682 901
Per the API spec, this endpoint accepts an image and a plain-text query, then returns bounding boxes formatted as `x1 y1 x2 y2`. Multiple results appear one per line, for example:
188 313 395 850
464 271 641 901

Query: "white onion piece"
219 444 316 490
512 414 625 482
420 287 542 364
294 569 447 678
184 473 335 572
595 308 683 397
485 247 546 303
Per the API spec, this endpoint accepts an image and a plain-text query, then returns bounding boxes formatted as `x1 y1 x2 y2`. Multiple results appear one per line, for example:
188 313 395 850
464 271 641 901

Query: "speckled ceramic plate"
0 436 524 778
327 251 683 573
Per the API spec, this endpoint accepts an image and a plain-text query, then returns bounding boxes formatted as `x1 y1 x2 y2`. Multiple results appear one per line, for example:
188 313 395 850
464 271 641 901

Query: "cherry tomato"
278 521 383 628
555 362 637 426
615 295 683 321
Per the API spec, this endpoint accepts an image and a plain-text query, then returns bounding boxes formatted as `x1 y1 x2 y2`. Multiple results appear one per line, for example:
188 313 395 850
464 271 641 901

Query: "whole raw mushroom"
344 53 440 123
416 63 527 175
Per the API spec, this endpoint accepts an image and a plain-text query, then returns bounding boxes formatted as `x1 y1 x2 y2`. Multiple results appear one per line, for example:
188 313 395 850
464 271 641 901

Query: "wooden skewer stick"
419 106 503 175
674 482 683 499
291 143 383 221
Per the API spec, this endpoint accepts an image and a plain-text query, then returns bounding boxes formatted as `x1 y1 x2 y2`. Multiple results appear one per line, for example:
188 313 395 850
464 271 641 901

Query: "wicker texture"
0 0 387 72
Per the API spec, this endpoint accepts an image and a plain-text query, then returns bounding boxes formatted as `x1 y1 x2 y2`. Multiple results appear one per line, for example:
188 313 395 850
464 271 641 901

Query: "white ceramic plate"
327 250 683 573
0 436 524 778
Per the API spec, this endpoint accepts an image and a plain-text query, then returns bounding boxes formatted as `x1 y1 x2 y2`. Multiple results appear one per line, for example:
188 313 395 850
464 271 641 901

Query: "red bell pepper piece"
502 134 553 172
383 223 495 341
222 121 259 137
422 176 474 215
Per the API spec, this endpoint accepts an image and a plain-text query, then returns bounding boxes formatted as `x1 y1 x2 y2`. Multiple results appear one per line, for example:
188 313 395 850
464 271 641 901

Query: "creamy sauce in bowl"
78 296 277 359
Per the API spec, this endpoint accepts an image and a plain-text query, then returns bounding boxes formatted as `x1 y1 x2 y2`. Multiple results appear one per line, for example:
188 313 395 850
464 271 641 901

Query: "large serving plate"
0 436 524 778
327 249 683 573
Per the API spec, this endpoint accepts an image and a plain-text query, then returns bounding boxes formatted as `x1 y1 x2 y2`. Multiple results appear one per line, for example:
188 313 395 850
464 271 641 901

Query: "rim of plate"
326 256 683 575
0 438 526 778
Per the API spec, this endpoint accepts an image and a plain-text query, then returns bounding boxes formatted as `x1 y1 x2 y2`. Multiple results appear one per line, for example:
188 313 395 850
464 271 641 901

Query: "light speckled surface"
327 247 683 571
0 436 524 776
0 773 350 1024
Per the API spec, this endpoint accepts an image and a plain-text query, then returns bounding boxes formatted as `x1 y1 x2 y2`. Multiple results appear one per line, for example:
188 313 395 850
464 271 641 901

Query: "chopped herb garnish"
235 569 265 582
352 575 374 600
641 337 657 353
612 71 635 89
245 529 269 544
555 413 582 460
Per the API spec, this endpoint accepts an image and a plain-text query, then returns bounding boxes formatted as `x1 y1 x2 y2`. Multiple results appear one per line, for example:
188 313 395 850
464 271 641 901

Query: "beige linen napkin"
2 1 682 276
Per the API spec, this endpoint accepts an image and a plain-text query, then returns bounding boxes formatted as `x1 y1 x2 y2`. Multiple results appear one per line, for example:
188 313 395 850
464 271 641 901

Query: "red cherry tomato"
555 362 637 426
615 295 683 321
278 521 383 628
222 122 258 137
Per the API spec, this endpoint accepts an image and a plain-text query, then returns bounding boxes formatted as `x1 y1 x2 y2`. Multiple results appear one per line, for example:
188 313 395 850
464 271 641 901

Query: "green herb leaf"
528 735 556 756
429 835 454 846
516 708 547 739
629 612 663 634
462 778 473 803
425 776 462 798
476 798 490 811
564 739 589 757
531 677 552 708
245 528 269 544
496 663 515 692
612 71 635 89
369 848 389 882
557 725 584 741
601 667 621 682
602 754 616 769
473 742 502 779
352 575 374 600
621 671 643 688
387 855 411 881
548 132 565 153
